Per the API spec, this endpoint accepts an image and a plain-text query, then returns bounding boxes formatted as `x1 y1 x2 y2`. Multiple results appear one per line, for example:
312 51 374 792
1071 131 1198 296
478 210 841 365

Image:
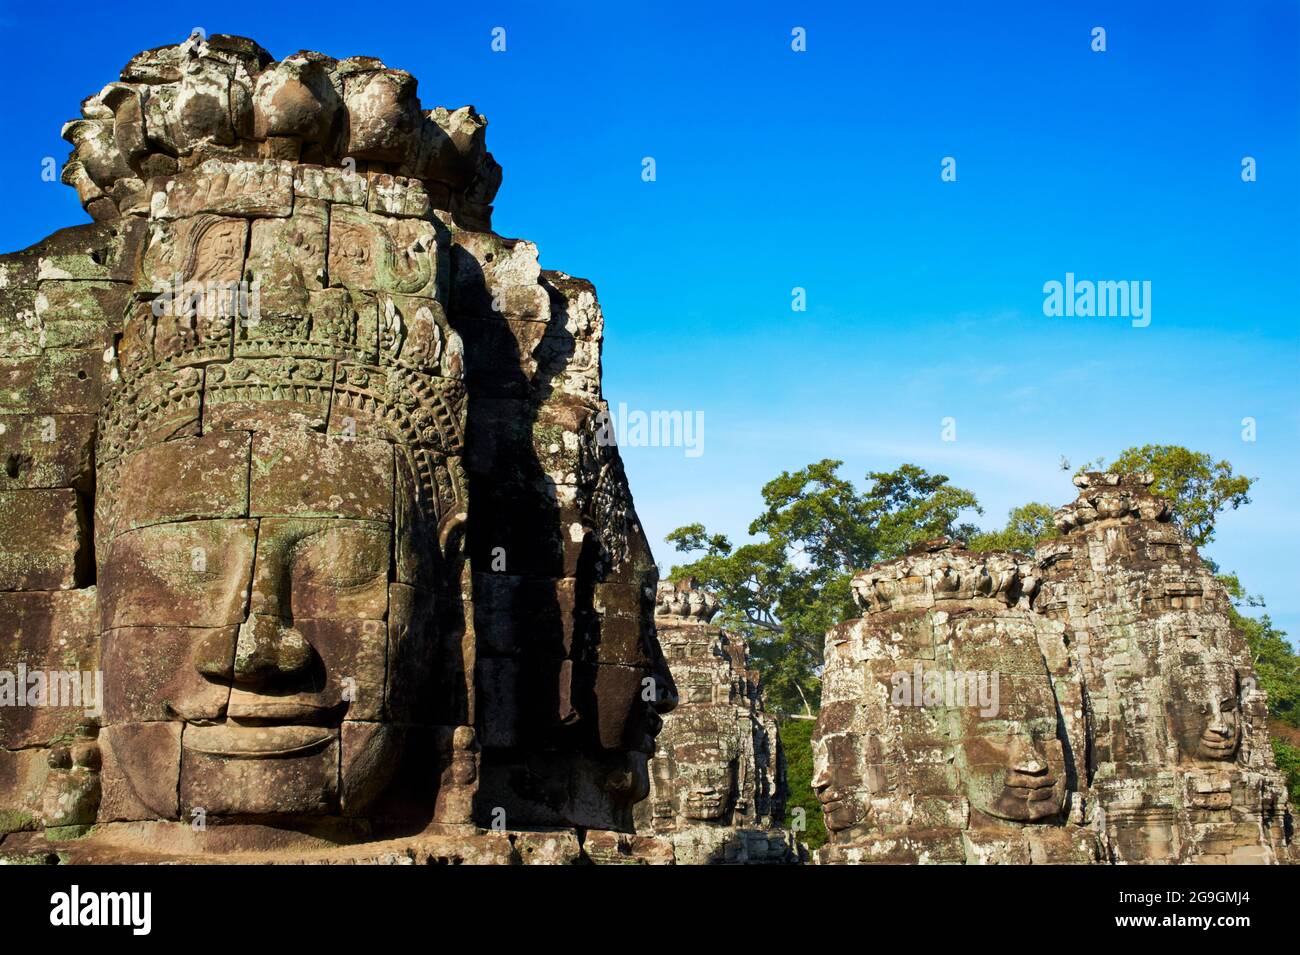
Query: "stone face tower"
0 34 676 862
812 477 1294 865
620 579 800 864
1036 472 1292 863
813 540 1099 864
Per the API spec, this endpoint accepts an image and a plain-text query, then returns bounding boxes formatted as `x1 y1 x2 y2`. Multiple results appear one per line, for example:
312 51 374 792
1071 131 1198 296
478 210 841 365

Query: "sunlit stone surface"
813 476 1294 864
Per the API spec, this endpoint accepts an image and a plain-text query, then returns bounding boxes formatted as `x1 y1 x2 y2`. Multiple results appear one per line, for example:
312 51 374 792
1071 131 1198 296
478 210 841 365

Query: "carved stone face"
956 720 1066 823
812 603 1070 848
98 429 434 820
811 731 866 836
668 709 739 821
811 700 872 838
949 623 1067 823
1168 662 1242 763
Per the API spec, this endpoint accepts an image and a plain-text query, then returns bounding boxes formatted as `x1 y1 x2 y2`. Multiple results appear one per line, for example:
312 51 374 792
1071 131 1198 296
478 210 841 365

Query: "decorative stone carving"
620 579 802 864
59 33 500 230
0 34 672 864
1036 472 1293 863
813 540 1100 864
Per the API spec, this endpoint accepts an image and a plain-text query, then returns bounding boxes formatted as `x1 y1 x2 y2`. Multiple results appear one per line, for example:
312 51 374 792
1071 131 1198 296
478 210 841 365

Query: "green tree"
667 461 981 715
1272 740 1300 807
967 501 1059 553
1085 444 1254 547
778 717 828 850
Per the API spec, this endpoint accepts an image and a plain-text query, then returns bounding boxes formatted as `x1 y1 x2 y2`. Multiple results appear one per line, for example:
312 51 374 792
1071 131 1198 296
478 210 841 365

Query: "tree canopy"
667 461 980 715
967 501 1059 553
1081 444 1254 547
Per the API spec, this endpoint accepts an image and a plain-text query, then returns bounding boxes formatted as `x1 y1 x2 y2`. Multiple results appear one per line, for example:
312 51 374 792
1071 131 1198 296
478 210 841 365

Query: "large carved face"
812 611 1069 843
1167 661 1242 763
98 428 442 821
955 714 1066 823
949 621 1067 823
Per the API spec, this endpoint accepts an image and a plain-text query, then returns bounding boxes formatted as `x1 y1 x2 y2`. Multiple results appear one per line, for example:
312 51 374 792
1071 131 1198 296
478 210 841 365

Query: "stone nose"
1206 713 1233 735
1009 738 1049 775
811 760 831 791
229 613 313 685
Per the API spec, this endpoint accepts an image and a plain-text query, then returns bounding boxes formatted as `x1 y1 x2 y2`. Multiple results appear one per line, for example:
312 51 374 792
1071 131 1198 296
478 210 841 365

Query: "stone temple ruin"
0 34 679 864
815 540 1099 863
813 474 1294 864
1036 472 1292 863
0 34 1292 867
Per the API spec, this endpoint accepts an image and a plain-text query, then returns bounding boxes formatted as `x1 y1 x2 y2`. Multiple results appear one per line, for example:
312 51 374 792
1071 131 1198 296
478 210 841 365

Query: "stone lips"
0 33 674 860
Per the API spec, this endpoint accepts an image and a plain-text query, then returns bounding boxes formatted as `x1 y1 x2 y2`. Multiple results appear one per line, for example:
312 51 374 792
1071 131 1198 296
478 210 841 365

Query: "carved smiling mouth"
993 768 1060 819
1198 733 1239 759
816 789 849 822
183 722 336 759
635 710 664 755
1003 774 1058 802
687 790 723 812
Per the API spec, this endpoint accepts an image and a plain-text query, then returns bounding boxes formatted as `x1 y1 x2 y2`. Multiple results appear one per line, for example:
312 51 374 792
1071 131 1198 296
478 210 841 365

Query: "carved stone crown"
1054 471 1169 534
850 539 1038 613
97 297 469 532
655 578 720 623
61 32 501 228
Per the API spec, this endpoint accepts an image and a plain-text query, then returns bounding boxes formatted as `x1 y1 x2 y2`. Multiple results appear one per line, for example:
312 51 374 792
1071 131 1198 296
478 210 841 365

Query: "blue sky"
1 1 1296 637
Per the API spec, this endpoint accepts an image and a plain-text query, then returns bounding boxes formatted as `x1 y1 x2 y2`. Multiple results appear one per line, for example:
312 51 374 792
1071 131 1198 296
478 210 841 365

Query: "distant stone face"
0 34 675 861
814 540 1099 864
624 579 801 864
814 476 1295 865
1036 472 1293 864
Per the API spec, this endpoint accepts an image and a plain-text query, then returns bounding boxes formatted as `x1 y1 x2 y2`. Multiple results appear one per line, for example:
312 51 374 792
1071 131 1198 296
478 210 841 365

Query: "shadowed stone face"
626 579 800 863
671 710 740 821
